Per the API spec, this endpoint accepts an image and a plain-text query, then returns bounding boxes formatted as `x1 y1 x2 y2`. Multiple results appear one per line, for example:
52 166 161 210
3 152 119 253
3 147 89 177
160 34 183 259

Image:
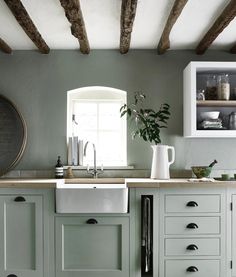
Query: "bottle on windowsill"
55 156 64 179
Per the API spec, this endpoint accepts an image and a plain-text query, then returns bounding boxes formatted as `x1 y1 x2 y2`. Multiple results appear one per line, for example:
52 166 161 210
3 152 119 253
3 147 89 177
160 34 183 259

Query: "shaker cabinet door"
55 216 130 277
0 195 43 277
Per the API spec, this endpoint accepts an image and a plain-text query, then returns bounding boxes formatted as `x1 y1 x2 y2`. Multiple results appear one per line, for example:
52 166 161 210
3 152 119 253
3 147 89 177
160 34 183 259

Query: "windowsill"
63 165 135 170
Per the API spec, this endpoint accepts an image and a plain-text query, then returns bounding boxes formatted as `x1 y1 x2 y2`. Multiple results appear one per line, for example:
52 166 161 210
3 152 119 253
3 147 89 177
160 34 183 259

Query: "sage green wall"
1 50 236 170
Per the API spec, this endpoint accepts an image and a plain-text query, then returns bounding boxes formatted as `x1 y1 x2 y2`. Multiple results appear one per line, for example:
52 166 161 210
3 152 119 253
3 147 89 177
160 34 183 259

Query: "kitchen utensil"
229 112 236 130
150 145 175 179
191 160 217 179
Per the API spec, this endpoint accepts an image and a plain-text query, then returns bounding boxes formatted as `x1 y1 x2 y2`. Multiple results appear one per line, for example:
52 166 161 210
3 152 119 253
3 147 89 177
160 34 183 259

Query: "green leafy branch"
120 92 170 144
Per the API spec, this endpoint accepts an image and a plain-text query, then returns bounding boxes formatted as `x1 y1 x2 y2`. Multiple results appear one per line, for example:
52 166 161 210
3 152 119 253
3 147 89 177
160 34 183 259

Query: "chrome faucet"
84 141 103 178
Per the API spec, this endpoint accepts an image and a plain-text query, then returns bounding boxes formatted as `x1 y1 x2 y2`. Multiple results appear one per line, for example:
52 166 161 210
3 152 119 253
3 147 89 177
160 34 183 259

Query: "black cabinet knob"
7 274 17 277
186 201 198 207
86 218 98 224
186 244 199 251
14 196 26 202
186 223 199 229
186 266 198 272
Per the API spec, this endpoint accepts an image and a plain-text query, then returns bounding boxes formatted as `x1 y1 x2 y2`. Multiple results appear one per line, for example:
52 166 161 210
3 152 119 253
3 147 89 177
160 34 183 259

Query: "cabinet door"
55 216 129 277
232 195 236 276
0 195 43 277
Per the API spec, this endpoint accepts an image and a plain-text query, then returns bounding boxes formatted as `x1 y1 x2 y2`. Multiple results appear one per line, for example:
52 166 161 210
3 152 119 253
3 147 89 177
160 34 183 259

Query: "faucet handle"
96 164 104 177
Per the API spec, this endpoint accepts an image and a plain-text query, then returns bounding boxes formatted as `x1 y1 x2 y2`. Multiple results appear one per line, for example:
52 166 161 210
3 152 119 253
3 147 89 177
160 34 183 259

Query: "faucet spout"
84 141 103 178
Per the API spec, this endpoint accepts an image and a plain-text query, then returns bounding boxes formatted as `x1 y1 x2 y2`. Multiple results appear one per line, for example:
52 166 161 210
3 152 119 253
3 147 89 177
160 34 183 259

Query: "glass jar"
205 75 217 100
217 74 230 100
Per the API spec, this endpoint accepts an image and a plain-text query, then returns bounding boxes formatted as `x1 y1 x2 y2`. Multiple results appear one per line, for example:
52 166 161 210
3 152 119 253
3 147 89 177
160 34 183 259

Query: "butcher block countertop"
0 178 235 188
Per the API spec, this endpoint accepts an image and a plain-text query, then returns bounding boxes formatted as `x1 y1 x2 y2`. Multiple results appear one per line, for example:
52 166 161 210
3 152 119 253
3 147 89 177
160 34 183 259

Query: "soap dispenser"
55 156 64 179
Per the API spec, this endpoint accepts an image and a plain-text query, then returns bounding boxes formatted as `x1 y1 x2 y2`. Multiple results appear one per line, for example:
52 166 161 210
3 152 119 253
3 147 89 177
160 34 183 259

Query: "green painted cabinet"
0 194 43 277
55 216 130 277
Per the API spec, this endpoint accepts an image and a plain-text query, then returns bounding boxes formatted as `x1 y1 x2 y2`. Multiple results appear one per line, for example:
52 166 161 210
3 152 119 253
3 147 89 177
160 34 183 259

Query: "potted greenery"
120 92 174 179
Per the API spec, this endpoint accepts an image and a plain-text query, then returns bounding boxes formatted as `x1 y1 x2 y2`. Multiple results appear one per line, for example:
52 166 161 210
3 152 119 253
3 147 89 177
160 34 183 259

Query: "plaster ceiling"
0 0 235 51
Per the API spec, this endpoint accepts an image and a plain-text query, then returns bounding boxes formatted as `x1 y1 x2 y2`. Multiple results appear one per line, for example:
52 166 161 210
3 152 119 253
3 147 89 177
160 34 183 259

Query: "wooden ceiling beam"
59 0 90 54
158 0 188 55
196 0 236 55
4 0 50 54
120 0 138 54
0 38 12 54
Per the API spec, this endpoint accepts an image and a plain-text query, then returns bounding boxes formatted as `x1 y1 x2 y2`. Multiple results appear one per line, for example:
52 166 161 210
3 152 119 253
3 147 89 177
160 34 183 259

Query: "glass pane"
74 103 97 130
99 103 121 130
98 132 122 164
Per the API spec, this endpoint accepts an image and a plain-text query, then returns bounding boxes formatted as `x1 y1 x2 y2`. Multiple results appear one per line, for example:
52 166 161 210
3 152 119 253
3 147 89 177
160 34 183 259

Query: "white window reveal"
67 86 127 166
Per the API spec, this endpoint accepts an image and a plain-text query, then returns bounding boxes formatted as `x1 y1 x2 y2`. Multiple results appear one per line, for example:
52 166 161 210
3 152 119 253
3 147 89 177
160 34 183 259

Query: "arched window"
67 86 127 166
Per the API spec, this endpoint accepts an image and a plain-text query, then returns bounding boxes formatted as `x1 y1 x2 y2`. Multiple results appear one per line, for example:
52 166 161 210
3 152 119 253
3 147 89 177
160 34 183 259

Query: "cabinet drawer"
165 260 220 277
165 238 220 256
165 195 220 213
165 217 220 235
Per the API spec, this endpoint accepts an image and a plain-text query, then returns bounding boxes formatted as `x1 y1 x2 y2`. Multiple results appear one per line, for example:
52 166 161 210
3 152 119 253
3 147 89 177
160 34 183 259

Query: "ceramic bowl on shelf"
200 111 220 121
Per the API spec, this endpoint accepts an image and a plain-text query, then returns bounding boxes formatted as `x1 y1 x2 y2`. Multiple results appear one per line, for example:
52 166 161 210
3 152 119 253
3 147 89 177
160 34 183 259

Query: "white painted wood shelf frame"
184 61 236 138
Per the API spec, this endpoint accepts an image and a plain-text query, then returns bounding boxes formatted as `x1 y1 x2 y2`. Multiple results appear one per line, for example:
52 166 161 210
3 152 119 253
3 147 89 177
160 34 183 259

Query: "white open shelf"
184 61 236 138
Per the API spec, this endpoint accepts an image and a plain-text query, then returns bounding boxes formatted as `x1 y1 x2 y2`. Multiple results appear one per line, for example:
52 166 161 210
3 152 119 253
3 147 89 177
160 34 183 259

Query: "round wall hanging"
0 95 27 176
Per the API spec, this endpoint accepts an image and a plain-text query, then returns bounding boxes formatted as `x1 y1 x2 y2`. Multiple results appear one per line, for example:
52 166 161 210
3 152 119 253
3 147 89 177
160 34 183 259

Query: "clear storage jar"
205 75 217 100
217 74 230 100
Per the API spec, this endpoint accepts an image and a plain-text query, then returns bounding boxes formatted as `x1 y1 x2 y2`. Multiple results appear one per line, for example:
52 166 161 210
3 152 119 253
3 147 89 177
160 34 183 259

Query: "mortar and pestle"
191 160 218 179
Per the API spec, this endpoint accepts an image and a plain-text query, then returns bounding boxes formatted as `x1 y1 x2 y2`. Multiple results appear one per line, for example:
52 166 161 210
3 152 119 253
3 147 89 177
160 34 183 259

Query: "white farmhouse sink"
56 181 128 213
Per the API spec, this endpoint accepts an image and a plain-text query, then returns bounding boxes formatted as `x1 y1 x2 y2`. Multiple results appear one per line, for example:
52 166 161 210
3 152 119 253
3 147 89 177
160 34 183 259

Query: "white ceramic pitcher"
150 145 175 179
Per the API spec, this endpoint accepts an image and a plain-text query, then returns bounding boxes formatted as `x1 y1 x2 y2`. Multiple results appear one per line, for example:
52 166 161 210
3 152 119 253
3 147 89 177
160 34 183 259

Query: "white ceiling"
0 0 235 51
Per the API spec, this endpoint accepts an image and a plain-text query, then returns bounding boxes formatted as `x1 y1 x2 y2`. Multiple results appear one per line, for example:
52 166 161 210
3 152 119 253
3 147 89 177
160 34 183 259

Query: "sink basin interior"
56 181 128 214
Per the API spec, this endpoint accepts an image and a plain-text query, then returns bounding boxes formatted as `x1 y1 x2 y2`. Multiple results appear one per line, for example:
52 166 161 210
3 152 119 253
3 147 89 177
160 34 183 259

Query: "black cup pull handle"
86 218 98 224
186 223 199 229
186 244 199 251
186 266 198 272
14 196 26 202
7 274 17 277
186 201 198 207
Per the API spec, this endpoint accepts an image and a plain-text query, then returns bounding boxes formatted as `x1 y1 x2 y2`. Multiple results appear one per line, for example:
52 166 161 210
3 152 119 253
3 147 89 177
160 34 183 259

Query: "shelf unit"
184 61 236 138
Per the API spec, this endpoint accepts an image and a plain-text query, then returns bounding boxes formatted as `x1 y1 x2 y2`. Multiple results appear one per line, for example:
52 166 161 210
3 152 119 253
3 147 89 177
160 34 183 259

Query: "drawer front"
165 238 220 256
165 195 220 213
165 217 220 235
165 260 220 277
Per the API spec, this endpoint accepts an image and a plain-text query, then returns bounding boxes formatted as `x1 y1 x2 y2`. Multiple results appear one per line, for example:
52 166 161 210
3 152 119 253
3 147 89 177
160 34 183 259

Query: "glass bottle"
205 75 217 100
55 156 64 179
217 74 230 100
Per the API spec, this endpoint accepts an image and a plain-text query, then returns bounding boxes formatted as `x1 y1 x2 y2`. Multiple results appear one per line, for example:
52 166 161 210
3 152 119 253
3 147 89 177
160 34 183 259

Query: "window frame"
67 86 127 166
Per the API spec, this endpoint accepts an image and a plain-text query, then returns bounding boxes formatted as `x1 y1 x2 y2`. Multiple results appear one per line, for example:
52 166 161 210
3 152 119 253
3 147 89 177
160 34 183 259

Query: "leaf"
120 104 126 112
119 91 170 144
120 110 127 117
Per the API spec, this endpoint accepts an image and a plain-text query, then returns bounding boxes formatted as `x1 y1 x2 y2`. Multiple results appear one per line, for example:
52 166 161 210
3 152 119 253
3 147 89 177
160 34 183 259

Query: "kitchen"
1 0 236 277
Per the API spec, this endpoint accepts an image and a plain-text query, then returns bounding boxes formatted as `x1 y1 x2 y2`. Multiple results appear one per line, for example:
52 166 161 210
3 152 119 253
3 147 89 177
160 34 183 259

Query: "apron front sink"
56 181 128 213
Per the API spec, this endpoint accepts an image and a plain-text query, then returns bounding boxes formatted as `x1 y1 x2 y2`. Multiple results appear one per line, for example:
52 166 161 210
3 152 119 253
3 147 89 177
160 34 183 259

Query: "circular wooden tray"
0 95 27 176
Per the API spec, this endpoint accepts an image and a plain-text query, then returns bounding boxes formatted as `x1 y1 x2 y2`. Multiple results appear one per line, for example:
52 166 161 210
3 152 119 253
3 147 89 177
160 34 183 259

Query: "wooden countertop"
125 178 236 188
0 177 235 188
